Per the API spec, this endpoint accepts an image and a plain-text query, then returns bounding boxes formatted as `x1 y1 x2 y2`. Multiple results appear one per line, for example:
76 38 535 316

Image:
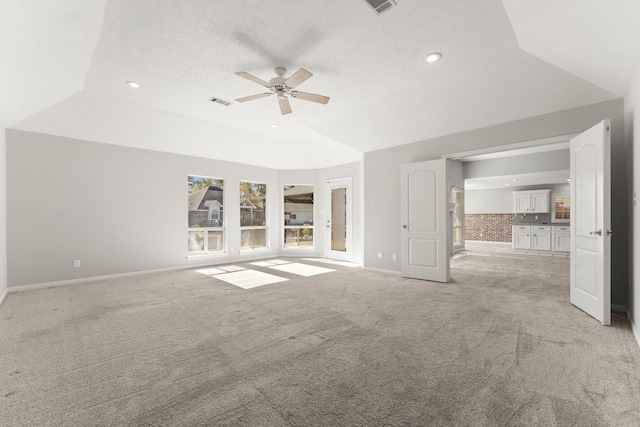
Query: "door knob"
402 224 408 229
589 230 602 236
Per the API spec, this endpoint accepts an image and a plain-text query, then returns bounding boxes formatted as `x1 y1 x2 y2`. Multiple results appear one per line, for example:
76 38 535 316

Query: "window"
283 185 314 248
552 194 570 223
240 181 268 250
188 175 224 255
452 188 463 247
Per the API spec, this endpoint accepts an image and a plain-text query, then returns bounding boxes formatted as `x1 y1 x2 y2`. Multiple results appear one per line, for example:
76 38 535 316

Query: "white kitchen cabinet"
513 225 568 252
531 226 551 251
552 226 570 252
512 226 531 249
513 189 551 213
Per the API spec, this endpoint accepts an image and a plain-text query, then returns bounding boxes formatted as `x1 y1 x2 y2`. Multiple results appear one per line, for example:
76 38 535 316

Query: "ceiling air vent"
209 96 233 107
363 0 397 15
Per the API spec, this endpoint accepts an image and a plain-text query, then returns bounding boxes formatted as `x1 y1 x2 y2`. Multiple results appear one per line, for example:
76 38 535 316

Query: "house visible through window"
188 175 224 255
240 181 268 250
283 185 314 248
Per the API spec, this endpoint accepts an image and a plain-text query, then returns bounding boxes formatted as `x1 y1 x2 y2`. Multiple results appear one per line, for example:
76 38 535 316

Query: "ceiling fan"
234 67 330 115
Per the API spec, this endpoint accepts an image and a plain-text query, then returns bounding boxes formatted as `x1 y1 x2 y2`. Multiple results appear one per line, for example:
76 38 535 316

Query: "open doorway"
447 136 573 256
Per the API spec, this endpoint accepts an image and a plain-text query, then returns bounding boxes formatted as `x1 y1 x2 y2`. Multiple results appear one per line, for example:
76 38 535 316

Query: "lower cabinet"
513 226 531 249
512 225 569 252
552 226 570 252
531 226 551 251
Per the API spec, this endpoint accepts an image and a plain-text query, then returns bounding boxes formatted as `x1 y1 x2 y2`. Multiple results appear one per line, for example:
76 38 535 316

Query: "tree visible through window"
188 175 224 255
240 181 268 250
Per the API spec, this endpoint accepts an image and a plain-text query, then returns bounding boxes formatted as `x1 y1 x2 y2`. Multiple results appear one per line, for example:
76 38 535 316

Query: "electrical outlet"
377 252 383 259
73 260 81 268
392 254 397 261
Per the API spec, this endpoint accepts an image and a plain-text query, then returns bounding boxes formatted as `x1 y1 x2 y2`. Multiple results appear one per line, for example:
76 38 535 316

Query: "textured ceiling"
3 0 640 169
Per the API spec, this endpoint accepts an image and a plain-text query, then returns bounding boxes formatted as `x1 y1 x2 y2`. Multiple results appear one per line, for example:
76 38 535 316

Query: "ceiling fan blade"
235 71 272 88
278 96 292 115
291 91 330 104
235 93 273 103
284 68 312 89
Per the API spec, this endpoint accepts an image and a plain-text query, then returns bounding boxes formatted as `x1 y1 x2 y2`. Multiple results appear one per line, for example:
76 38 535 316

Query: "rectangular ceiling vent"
209 96 233 107
363 0 397 15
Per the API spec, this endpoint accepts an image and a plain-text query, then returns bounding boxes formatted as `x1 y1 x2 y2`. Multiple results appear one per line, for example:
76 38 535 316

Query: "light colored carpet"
1 252 639 426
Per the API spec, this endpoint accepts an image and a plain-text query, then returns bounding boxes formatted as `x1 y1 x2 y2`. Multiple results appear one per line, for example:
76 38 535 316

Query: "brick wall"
465 214 515 242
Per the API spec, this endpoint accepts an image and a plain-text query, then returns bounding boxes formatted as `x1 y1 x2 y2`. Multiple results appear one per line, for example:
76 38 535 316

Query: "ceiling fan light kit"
235 67 330 115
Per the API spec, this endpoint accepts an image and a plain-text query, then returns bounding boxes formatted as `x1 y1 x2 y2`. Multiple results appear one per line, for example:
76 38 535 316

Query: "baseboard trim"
628 308 640 350
363 266 402 276
7 264 202 293
6 253 338 294
0 288 7 307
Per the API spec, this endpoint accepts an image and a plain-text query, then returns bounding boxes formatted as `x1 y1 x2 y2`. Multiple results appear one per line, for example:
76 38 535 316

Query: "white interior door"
401 159 450 282
570 120 611 325
325 178 352 261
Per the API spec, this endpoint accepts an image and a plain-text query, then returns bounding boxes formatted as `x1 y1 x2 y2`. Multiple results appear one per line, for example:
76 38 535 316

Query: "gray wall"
0 123 6 300
464 150 569 179
465 184 570 215
6 130 362 288
363 98 629 307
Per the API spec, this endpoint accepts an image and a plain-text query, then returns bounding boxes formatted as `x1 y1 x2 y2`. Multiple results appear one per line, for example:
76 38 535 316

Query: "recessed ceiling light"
270 124 278 129
512 179 518 182
425 52 442 63
126 81 140 88
566 179 571 182
506 183 510 186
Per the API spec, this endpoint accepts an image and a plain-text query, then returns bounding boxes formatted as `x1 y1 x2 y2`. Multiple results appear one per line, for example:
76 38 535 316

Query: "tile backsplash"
514 213 552 224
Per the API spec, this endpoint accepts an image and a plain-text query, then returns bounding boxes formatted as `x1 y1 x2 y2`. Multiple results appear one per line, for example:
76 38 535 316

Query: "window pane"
188 175 224 255
284 228 314 248
240 181 266 224
207 230 224 252
188 230 205 254
252 229 267 249
241 229 267 250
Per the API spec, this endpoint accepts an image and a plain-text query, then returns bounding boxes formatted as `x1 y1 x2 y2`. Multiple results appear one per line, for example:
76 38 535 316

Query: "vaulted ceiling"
2 0 639 169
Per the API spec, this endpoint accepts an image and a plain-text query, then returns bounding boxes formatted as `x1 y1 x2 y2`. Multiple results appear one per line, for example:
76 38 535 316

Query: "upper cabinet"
513 189 551 213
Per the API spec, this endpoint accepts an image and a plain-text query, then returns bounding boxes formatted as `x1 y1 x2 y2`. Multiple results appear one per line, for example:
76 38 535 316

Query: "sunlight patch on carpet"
196 267 227 275
213 269 288 289
269 263 335 277
303 258 361 268
218 265 246 272
267 259 291 265
250 261 278 267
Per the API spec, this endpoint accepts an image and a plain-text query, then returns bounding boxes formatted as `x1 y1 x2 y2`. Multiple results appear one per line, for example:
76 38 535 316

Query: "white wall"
466 184 570 214
0 122 6 304
363 99 629 307
626 61 640 344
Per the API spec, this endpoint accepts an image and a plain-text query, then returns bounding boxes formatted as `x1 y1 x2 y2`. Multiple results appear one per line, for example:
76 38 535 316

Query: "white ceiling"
2 0 640 169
